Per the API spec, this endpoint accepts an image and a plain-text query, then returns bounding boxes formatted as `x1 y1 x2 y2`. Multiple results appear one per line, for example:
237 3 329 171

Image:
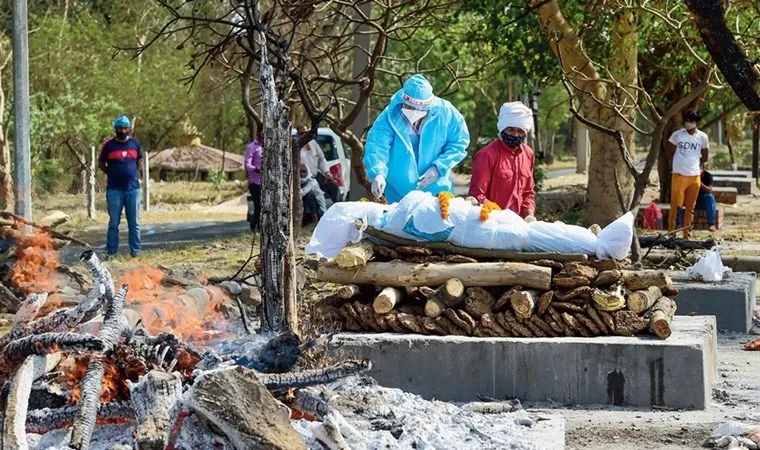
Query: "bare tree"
0 39 12 210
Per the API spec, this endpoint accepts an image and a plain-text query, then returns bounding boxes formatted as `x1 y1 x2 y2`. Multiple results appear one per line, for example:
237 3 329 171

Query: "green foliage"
534 164 546 193
207 168 226 191
33 159 74 195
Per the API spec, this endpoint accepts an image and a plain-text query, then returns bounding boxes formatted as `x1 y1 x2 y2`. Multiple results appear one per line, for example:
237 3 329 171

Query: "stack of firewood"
314 239 679 340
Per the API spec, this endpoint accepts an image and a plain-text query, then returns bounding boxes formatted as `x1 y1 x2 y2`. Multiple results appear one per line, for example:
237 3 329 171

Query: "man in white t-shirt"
667 109 709 238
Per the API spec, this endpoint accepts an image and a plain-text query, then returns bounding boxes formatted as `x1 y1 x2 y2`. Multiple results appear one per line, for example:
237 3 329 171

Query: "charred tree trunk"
685 0 760 111
291 141 303 238
259 35 298 333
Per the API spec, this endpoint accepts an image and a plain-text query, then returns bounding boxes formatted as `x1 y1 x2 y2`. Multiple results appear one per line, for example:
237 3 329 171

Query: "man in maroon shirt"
468 102 536 221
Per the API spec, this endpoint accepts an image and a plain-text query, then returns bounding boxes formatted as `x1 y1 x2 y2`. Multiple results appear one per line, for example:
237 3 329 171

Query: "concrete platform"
711 169 753 179
334 316 717 410
669 271 756 333
712 186 737 205
713 176 754 195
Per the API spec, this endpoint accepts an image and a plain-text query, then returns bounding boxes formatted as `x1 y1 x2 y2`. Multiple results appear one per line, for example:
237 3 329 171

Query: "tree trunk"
259 38 298 333
316 261 552 289
685 0 760 111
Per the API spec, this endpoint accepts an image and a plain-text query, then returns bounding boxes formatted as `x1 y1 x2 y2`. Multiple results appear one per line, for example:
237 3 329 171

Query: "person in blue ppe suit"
363 74 470 203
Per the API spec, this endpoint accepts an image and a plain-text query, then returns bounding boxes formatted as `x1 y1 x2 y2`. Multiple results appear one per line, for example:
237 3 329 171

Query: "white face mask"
684 121 697 131
402 108 427 125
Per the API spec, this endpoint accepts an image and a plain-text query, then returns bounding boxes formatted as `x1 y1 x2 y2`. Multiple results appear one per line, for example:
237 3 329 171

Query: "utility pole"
12 0 31 219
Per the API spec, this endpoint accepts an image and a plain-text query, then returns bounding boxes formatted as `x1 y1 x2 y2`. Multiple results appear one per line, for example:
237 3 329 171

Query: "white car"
292 127 351 201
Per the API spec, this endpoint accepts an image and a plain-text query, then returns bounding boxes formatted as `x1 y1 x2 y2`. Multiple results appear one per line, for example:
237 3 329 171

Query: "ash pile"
314 240 679 339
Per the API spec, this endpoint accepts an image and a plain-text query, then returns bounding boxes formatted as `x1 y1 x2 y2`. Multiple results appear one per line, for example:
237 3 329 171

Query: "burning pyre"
0 240 370 449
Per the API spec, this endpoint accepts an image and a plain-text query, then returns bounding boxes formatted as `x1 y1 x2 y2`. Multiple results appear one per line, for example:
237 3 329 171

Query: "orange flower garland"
438 192 455 219
479 201 501 222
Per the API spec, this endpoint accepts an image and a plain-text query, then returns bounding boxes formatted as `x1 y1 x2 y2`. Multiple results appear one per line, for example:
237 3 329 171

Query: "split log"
558 262 598 280
343 303 367 330
358 222 588 262
594 270 623 287
373 245 399 260
0 402 134 435
395 246 434 256
130 371 183 450
494 313 516 337
554 286 591 302
316 260 552 289
508 290 539 320
456 310 477 332
397 313 427 334
258 360 371 390
552 302 585 314
612 311 649 336
561 313 590 337
598 310 616 333
332 240 374 269
575 314 601 336
353 303 383 332
537 291 554 316
435 316 466 336
548 308 575 336
384 313 408 334
621 270 673 290
591 287 626 312
585 306 611 334
626 286 663 314
2 354 62 448
494 285 522 311
464 287 496 319
444 255 478 264
553 276 591 289
650 297 677 339
473 325 497 337
526 321 546 337
335 285 361 299
69 284 128 450
421 317 447 335
531 315 559 337
444 309 473 335
372 287 403 314
338 305 360 331
480 313 508 336
4 332 103 362
503 312 533 337
531 260 565 272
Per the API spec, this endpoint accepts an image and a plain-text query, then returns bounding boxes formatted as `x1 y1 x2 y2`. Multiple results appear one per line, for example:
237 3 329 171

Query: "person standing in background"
297 125 340 203
99 115 143 258
244 131 263 231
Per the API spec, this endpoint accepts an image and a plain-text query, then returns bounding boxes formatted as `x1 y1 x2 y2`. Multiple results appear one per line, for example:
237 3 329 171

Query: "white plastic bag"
595 212 634 260
305 201 390 259
686 247 732 282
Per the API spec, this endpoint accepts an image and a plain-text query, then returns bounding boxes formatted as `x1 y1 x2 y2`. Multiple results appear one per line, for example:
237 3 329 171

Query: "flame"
117 266 231 341
64 356 129 404
10 232 60 294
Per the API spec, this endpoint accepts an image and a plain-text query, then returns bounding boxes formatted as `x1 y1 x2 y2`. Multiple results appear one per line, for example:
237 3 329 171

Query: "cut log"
575 314 601 336
554 286 591 302
397 313 427 334
433 278 466 307
494 285 522 311
395 246 434 256
598 310 616 333
130 371 183 450
526 321 546 337
591 287 626 312
358 222 588 262
650 297 677 339
552 302 585 313
332 240 374 269
621 270 673 290
587 259 623 271
561 313 590 337
435 316 466 336
457 310 477 332
508 290 539 320
384 313 408 334
594 270 623 287
612 311 649 336
503 311 533 337
444 309 473 335
531 260 565 272
356 303 383 332
372 287 403 314
424 298 446 319
537 291 554 316
626 286 663 314
558 262 598 280
316 260 552 289
553 276 591 289
373 245 399 260
444 255 478 264
480 313 508 336
335 285 361 299
344 303 367 330
548 308 575 336
464 287 496 319
660 285 680 298
585 306 611 334
531 315 559 337
421 317 447 335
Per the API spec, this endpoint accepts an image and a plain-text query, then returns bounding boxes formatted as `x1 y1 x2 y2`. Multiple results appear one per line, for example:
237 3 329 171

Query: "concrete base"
669 271 756 333
713 176 753 195
334 317 717 410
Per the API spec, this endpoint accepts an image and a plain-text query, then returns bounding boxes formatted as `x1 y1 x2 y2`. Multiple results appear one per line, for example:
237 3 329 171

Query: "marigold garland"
479 201 501 222
438 192 455 220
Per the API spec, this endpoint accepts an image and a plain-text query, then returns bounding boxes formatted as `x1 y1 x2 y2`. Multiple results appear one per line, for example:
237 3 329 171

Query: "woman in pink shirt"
244 131 263 231
468 102 537 221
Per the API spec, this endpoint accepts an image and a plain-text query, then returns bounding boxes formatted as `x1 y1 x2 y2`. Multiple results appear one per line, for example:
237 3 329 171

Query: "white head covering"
497 101 533 134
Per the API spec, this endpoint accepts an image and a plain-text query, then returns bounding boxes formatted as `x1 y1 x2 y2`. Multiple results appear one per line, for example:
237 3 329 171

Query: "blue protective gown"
363 90 470 203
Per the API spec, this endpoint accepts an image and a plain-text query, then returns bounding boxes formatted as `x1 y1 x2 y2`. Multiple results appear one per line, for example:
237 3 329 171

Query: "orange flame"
117 266 231 341
65 356 129 404
10 232 60 294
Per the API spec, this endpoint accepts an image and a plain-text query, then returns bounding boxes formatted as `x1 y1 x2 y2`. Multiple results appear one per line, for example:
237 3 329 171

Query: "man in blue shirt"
99 115 143 258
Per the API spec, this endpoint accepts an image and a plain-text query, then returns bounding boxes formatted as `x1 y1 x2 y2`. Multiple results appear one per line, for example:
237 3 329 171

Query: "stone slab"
711 170 753 179
334 316 717 410
712 176 754 195
669 271 756 333
712 186 737 205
